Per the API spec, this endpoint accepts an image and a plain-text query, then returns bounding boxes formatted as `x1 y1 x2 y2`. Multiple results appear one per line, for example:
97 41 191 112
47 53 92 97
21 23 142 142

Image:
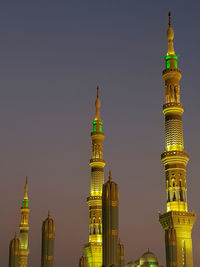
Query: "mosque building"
8 12 195 267
125 250 162 267
80 13 196 267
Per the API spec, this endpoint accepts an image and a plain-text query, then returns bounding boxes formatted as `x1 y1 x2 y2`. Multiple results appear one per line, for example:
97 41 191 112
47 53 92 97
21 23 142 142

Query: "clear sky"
1 1 200 266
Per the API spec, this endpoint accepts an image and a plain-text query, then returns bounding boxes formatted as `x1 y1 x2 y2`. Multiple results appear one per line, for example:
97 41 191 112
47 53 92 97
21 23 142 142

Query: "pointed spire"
168 11 171 27
24 176 28 200
48 210 50 219
167 11 175 55
94 86 101 121
109 170 112 182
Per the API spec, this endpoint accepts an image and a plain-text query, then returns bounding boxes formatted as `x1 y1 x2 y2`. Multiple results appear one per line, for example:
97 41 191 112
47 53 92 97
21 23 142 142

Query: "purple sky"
1 1 200 266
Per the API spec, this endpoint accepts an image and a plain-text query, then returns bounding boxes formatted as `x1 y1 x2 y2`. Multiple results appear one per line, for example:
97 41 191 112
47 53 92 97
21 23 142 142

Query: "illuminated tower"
19 177 30 267
102 171 119 267
159 13 196 267
9 233 20 267
41 211 55 267
84 86 105 267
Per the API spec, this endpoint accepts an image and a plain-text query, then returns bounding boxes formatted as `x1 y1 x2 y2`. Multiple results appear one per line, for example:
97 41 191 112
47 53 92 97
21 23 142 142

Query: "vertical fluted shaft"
102 173 119 267
41 213 55 267
9 234 20 267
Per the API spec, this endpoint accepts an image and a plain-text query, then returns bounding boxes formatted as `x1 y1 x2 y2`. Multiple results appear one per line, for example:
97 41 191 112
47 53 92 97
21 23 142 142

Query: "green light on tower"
166 60 170 69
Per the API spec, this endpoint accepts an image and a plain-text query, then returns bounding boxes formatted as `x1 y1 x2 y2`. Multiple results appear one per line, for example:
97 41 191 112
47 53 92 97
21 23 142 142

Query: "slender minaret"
84 86 105 267
41 211 55 267
102 171 119 267
19 177 30 267
159 13 196 267
9 233 21 267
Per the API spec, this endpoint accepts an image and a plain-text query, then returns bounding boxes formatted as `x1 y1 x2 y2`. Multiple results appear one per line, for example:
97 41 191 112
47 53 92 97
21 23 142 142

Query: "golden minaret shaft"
19 177 30 267
84 87 105 267
159 13 196 267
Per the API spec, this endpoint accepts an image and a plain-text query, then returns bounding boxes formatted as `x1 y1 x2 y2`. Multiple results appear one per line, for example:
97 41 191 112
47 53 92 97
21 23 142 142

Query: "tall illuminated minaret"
84 86 105 267
159 13 196 267
19 177 30 267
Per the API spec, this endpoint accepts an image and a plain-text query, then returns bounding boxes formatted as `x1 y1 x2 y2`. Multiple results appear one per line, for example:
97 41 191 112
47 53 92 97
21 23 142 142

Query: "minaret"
19 177 30 267
41 211 55 267
159 13 196 267
84 86 105 267
102 171 119 267
9 233 21 267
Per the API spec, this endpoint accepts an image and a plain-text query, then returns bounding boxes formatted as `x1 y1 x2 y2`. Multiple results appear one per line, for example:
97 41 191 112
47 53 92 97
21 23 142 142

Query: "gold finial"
24 176 28 200
48 210 50 219
94 86 101 121
109 170 112 182
167 12 175 55
14 232 17 239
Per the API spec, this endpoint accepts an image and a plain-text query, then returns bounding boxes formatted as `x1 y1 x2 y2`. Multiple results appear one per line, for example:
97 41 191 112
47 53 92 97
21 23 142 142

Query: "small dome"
139 251 159 266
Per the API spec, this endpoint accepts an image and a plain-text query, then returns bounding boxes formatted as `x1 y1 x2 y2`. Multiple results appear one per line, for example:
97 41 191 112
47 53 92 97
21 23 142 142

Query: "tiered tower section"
19 177 30 267
159 13 196 267
84 87 105 267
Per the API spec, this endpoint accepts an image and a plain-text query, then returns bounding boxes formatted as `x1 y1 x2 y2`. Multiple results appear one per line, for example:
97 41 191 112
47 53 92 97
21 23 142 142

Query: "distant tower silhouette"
159 13 196 267
41 211 55 267
9 233 20 267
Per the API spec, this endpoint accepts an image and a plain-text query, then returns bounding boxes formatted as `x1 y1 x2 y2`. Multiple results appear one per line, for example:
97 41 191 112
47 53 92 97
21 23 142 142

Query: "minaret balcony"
89 159 105 168
163 102 183 115
161 150 189 166
162 68 181 80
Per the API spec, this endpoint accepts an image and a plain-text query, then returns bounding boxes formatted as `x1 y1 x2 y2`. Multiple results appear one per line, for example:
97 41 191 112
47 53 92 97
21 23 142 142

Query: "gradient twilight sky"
1 1 200 266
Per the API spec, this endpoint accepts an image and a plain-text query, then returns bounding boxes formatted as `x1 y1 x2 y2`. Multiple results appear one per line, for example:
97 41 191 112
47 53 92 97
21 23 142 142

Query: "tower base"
84 242 102 267
159 211 196 267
